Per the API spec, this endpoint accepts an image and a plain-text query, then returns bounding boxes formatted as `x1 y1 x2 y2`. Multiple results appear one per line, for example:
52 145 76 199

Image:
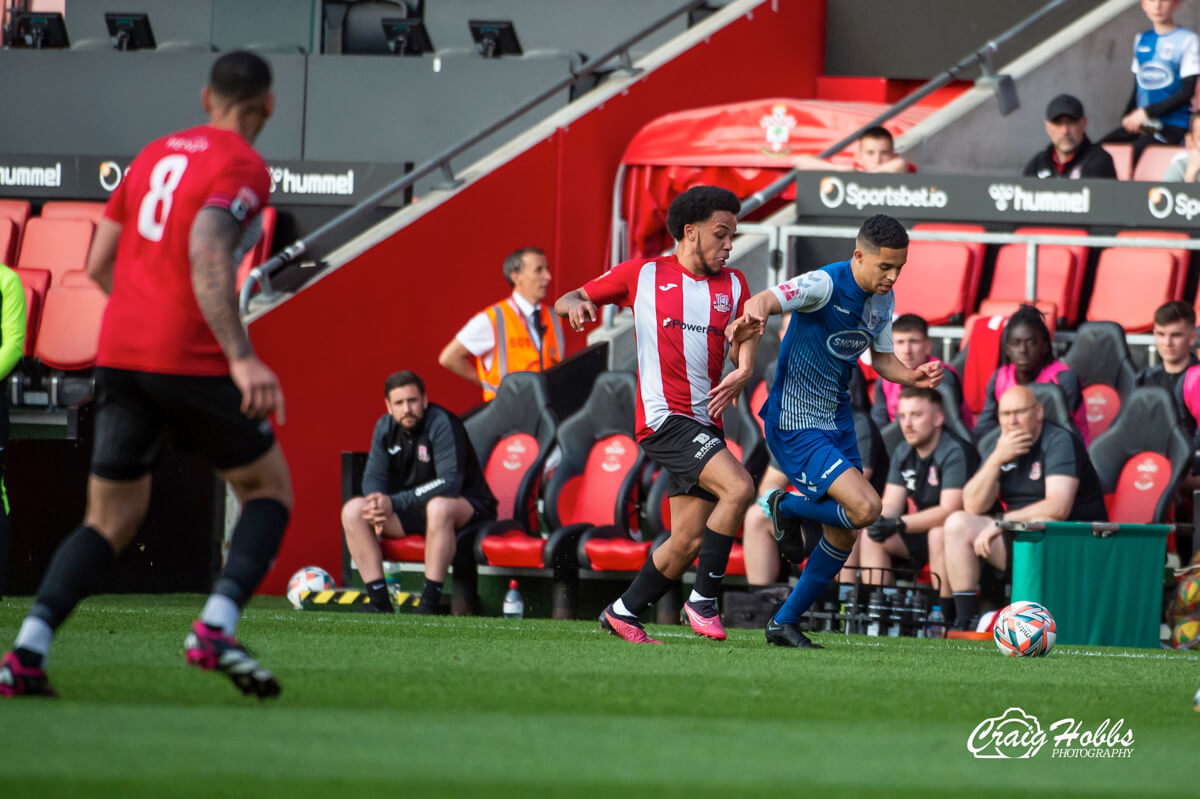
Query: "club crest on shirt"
417 444 430 463
712 292 731 313
928 465 939 487
1029 461 1042 481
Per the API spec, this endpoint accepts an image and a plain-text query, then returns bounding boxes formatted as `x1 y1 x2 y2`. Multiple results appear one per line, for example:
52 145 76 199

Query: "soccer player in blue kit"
735 214 943 648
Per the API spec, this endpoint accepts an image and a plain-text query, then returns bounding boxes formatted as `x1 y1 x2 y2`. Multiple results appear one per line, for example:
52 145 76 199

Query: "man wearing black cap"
1023 94 1117 180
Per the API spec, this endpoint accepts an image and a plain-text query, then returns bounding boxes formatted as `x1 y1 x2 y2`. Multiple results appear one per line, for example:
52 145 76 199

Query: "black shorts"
394 496 496 535
92 367 276 481
639 415 727 502
897 530 930 569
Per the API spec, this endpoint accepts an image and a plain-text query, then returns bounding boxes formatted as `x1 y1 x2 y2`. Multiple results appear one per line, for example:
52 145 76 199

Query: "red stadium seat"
892 240 972 325
0 199 32 255
1086 247 1177 333
17 218 94 286
960 314 1006 414
1012 227 1089 325
1101 143 1133 181
15 267 51 357
911 223 986 313
1132 146 1184 182
1083 384 1121 440
986 245 1074 324
974 300 1057 336
0 219 15 266
39 200 107 225
1116 230 1190 299
33 283 108 370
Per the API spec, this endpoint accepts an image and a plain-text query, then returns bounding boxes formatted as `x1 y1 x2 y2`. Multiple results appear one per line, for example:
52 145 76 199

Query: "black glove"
866 516 906 542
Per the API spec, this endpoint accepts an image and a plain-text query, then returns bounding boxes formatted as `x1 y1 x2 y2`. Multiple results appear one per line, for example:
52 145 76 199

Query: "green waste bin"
1006 521 1169 649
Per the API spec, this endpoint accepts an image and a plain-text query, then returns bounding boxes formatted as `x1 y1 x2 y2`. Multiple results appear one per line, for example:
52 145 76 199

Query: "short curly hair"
856 214 908 251
666 186 741 240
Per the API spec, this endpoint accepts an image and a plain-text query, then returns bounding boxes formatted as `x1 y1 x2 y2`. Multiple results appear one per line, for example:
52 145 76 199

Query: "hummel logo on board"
658 283 678 291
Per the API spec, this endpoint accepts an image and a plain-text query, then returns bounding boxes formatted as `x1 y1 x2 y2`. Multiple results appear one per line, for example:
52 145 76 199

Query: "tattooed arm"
189 207 285 423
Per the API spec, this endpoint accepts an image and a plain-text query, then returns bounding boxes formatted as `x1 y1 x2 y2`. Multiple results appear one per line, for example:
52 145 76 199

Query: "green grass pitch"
0 595 1196 798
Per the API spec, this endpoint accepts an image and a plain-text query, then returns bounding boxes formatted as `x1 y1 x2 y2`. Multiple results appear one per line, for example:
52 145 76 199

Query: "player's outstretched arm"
872 351 943 389
554 288 598 332
85 219 122 295
190 207 285 423
740 289 782 326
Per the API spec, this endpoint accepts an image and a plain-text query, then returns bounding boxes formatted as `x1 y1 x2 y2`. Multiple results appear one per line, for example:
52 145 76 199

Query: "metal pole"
1024 241 1039 302
739 0 1070 218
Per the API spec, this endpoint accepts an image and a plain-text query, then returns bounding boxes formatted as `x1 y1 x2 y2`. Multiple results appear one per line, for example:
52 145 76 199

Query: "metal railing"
736 0 1071 220
239 0 710 314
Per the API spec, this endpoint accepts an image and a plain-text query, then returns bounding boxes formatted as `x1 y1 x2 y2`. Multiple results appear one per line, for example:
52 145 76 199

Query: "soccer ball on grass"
993 601 1056 657
287 566 336 610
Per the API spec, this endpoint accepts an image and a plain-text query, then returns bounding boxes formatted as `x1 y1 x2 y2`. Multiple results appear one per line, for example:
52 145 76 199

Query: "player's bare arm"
740 288 783 326
872 350 943 389
190 206 285 423
707 333 758 417
725 312 766 347
554 288 598 332
85 218 122 296
437 338 483 387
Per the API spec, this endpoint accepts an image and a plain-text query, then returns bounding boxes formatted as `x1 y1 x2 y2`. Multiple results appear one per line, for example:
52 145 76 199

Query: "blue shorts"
765 423 861 501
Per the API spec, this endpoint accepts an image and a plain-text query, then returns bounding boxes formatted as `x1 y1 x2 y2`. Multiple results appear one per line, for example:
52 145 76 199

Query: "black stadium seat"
1061 321 1138 440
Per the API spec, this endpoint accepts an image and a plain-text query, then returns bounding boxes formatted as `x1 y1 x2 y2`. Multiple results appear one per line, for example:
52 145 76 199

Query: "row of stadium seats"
1103 144 1184 183
361 356 1189 618
0 197 274 382
898 224 1190 333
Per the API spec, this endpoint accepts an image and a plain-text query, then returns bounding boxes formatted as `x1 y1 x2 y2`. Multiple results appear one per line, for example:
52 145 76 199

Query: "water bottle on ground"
926 604 947 639
502 579 524 619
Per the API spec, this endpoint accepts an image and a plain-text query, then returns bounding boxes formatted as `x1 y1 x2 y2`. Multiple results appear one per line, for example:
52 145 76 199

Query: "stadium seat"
986 243 1074 325
1011 227 1089 325
477 371 642 619
1115 230 1190 299
1086 247 1177 333
1029 382 1084 442
379 372 558 615
33 283 108 370
1089 387 1190 523
14 267 50 357
960 315 1007 415
892 240 972 324
0 218 15 266
1131 146 1184 182
0 199 32 255
1101 143 1133 181
1060 321 1138 439
17 218 95 286
237 207 277 291
911 223 986 314
39 200 107 225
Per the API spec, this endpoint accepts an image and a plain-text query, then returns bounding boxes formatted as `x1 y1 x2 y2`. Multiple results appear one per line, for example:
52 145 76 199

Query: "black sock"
365 579 393 610
941 598 958 627
213 498 289 606
0 505 9 600
418 579 443 614
953 592 977 630
619 556 675 617
29 526 117 630
691 527 734 600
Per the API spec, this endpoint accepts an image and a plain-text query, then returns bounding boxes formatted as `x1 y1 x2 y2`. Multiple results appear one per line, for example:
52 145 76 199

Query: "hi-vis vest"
476 298 564 401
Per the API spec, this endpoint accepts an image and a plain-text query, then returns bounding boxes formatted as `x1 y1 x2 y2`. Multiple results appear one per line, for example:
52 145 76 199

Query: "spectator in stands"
1024 94 1118 179
341 371 497 614
438 247 562 402
944 385 1108 629
0 263 25 601
1102 0 1199 165
869 313 962 427
854 388 977 626
1164 113 1200 182
793 126 915 174
972 305 1089 444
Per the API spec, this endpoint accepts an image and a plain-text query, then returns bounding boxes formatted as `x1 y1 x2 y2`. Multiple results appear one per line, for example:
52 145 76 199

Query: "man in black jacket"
1023 94 1117 180
341 371 496 613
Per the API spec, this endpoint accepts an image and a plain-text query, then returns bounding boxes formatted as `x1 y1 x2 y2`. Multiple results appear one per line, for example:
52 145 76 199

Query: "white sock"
612 598 634 617
200 594 241 636
688 589 715 604
15 617 53 666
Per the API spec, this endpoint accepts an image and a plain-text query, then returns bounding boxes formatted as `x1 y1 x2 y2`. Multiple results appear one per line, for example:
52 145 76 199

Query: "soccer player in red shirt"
555 186 761 644
1 52 291 699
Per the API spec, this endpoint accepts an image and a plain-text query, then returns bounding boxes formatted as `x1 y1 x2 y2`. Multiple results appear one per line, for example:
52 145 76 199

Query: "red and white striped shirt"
584 255 749 439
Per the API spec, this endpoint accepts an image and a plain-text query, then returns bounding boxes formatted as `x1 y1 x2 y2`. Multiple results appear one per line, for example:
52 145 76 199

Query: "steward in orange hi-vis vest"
475 298 563 401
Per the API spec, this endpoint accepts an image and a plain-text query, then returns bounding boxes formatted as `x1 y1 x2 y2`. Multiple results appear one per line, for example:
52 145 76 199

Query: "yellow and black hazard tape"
298 587 421 611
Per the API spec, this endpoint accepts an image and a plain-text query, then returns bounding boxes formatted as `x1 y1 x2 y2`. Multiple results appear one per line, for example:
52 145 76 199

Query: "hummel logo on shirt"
833 305 853 315
388 445 402 455
658 283 678 291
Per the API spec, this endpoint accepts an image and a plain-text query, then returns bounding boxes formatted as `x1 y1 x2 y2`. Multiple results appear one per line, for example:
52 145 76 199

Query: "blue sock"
773 536 851 625
780 492 852 529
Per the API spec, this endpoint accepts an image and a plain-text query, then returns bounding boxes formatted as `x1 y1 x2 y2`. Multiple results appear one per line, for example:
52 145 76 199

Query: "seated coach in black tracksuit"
341 370 496 614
